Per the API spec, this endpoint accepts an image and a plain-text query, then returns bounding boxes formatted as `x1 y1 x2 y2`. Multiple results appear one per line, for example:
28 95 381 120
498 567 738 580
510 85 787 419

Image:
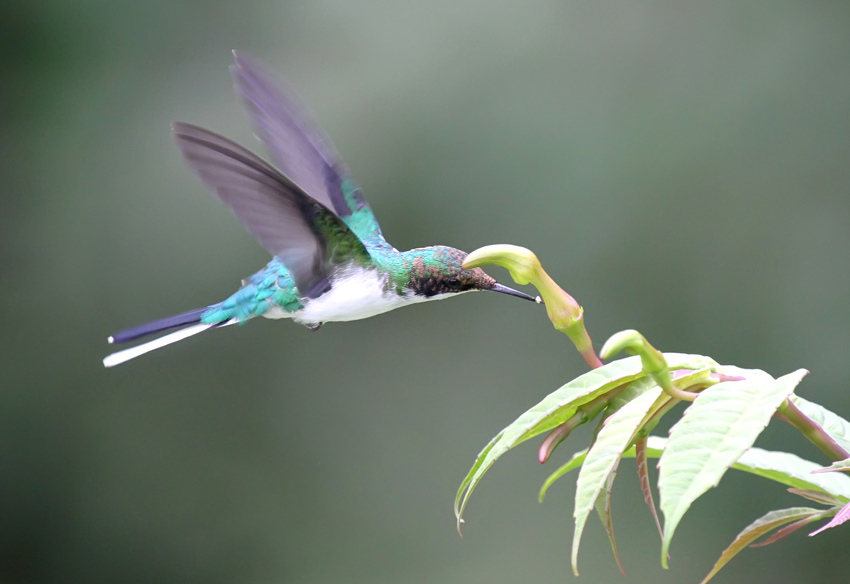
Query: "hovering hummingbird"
103 53 539 367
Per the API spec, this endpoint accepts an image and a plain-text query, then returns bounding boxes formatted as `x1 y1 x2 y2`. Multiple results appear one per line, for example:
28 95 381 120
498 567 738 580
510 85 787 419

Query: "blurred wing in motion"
173 122 369 298
231 52 383 240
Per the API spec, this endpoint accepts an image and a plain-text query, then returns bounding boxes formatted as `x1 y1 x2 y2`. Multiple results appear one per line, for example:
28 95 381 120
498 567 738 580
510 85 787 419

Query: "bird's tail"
103 307 234 368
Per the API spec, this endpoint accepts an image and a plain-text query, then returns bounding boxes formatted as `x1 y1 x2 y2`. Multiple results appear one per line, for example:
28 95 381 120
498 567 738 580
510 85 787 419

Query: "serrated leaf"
734 448 850 501
812 457 850 474
659 368 807 567
606 374 658 412
751 512 831 547
700 507 824 584
455 353 719 528
543 435 850 512
633 437 850 502
789 394 850 454
596 366 709 570
572 388 664 575
809 500 850 536
636 436 663 539
595 469 625 575
787 488 845 506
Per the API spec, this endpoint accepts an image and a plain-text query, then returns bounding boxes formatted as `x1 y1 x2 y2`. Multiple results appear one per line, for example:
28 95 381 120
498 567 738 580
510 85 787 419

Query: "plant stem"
658 378 699 402
574 326 603 369
777 399 849 462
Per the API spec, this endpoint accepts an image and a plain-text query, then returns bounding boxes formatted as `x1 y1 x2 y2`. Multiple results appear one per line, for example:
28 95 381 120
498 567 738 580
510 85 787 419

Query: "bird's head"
406 246 538 301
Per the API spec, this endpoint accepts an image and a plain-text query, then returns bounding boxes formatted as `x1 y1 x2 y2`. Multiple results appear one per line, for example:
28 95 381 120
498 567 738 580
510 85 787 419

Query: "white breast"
289 267 442 325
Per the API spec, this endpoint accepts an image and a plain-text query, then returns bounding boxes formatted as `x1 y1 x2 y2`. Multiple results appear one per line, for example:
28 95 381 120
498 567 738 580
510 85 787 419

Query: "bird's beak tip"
491 282 539 303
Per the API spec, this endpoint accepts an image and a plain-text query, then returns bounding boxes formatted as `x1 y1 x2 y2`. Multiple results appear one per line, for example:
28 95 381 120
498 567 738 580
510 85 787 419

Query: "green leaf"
594 470 624 575
540 451 587 502
751 511 833 547
455 353 719 529
606 374 658 413
786 488 845 507
573 368 708 574
658 368 807 567
539 370 717 505
572 387 664 575
635 436 663 539
700 507 824 584
632 437 850 501
734 447 850 501
559 436 850 505
812 457 850 474
809 500 850 536
789 394 850 454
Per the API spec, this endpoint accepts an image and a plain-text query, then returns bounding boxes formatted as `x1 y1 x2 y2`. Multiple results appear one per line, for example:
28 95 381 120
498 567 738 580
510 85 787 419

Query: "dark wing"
231 52 380 232
172 122 370 298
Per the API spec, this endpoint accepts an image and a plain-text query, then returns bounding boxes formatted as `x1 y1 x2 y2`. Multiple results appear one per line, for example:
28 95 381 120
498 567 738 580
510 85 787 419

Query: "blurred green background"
2 1 849 582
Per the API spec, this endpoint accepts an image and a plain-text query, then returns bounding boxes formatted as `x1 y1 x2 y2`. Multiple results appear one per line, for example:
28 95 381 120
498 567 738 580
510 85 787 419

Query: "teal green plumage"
103 53 537 368
201 245 480 325
200 260 301 324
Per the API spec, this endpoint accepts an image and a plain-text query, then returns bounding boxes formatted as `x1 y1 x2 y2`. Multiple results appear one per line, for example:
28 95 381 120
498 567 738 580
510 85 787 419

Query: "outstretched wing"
173 122 370 299
231 52 383 240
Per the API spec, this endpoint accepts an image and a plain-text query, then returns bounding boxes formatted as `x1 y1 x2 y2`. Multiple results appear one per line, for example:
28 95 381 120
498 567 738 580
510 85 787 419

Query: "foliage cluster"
457 246 850 583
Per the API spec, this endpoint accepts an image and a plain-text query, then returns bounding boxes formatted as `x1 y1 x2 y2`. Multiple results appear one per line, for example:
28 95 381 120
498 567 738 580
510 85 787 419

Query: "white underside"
103 267 464 367
267 266 457 325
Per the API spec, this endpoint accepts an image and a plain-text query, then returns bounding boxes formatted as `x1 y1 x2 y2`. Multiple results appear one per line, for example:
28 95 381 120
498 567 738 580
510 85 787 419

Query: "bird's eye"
446 276 459 287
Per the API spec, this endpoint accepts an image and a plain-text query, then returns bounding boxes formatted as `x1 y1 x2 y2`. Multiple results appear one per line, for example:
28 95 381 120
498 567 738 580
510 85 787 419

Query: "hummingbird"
103 53 538 367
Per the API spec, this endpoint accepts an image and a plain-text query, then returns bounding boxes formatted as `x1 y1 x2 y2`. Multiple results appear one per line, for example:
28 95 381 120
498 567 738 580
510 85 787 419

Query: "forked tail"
103 308 234 367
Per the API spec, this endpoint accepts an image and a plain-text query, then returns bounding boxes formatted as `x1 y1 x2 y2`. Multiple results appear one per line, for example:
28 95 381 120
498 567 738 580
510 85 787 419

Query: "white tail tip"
103 323 214 367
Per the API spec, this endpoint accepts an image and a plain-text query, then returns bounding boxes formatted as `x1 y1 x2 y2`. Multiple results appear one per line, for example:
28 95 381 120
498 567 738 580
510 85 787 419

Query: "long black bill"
490 282 541 303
